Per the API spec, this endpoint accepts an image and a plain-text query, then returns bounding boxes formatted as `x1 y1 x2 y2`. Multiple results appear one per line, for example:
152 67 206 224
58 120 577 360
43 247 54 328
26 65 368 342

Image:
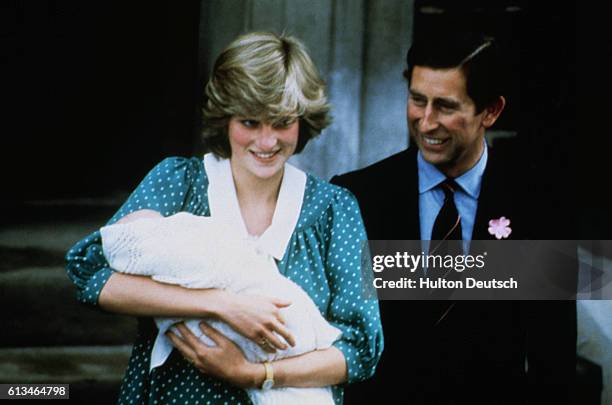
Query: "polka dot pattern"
65 157 383 404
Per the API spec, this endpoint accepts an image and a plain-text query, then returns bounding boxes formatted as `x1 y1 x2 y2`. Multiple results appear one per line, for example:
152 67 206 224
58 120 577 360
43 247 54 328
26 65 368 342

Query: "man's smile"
422 136 448 146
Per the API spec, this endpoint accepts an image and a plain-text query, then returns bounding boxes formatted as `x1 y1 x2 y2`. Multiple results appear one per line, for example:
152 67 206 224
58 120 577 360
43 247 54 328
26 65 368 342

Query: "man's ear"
482 96 506 128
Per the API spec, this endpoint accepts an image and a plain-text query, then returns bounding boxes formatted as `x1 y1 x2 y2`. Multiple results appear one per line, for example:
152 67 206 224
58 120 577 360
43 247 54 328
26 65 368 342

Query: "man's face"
408 66 492 177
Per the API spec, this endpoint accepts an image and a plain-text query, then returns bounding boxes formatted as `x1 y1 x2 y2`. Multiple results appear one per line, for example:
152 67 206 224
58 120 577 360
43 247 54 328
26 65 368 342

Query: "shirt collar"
204 153 306 260
417 142 488 199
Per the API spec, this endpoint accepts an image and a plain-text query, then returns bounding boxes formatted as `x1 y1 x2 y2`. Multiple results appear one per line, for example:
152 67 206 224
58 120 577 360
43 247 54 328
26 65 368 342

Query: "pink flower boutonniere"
488 216 512 239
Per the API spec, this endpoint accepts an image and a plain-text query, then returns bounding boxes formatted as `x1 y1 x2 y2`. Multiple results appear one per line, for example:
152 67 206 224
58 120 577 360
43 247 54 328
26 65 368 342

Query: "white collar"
203 153 306 261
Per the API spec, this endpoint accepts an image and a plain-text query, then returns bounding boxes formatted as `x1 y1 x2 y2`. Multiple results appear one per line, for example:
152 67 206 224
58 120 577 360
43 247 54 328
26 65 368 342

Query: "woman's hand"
211 290 296 352
168 322 347 389
167 322 263 388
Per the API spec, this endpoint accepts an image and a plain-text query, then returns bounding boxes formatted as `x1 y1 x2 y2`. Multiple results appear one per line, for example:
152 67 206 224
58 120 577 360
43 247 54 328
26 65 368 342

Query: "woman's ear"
482 96 506 128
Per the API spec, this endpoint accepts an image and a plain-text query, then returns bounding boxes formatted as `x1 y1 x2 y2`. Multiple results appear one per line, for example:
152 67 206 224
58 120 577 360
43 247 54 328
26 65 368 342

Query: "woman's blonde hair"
202 31 331 158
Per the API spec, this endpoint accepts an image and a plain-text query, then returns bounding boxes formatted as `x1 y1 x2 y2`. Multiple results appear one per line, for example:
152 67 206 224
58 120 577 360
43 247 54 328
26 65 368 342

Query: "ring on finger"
260 338 271 347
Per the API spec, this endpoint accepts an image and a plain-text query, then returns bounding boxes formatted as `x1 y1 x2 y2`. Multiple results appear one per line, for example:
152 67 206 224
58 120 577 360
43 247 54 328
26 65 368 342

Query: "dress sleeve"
323 187 384 383
64 157 204 307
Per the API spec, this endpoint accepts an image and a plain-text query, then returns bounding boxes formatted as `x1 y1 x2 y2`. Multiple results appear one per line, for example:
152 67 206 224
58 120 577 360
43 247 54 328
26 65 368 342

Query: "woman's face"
228 116 299 181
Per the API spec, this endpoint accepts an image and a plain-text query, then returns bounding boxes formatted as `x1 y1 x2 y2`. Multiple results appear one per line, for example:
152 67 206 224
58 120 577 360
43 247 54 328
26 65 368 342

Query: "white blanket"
100 212 340 405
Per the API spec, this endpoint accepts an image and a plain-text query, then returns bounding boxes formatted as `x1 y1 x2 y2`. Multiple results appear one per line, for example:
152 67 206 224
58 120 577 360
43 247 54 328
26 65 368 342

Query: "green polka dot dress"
65 157 384 404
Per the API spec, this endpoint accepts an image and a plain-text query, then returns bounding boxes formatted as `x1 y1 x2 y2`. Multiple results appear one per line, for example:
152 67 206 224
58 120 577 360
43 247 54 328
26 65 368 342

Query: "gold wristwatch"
261 362 274 390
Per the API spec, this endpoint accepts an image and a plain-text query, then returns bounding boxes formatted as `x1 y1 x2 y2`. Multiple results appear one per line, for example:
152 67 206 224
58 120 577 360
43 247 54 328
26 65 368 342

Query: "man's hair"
405 32 505 113
202 31 331 158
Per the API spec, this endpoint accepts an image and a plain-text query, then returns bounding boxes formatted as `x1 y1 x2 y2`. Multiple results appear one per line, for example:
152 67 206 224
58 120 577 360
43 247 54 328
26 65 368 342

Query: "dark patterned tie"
429 178 462 325
431 178 462 243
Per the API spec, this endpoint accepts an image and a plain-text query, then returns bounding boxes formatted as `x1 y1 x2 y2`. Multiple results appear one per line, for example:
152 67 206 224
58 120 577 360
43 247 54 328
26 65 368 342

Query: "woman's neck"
230 161 283 236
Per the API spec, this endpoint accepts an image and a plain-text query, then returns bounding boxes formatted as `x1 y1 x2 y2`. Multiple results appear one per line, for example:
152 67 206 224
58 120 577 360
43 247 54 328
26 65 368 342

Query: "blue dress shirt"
418 144 488 242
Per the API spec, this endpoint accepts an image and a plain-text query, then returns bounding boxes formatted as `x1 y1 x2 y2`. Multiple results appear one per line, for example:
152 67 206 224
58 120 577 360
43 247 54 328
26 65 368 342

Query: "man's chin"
419 148 451 167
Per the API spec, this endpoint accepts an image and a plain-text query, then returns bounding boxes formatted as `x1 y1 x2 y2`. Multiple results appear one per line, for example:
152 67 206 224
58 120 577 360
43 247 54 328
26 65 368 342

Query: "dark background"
3 0 201 201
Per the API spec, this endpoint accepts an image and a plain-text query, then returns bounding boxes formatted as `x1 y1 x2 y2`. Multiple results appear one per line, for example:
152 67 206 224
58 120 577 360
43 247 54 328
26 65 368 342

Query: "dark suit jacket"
331 141 576 405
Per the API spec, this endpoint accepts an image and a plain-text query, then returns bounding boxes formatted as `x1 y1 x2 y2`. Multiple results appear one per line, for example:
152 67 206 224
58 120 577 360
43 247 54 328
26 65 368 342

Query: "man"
331 32 576 404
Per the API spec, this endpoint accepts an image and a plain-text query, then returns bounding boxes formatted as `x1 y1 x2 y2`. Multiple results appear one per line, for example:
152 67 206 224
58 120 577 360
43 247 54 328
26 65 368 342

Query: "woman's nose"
256 125 278 150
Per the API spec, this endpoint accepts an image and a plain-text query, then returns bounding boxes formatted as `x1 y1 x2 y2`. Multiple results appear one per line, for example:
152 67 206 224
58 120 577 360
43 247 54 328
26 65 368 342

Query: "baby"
100 211 340 405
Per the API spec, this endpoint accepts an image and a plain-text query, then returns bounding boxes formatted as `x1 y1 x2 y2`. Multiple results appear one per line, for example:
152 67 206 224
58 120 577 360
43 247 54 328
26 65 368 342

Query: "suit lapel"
473 145 525 240
473 151 499 240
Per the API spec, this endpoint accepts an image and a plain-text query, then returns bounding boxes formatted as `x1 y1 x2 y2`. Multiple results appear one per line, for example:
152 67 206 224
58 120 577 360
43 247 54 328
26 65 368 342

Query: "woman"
65 31 383 404
99 211 345 405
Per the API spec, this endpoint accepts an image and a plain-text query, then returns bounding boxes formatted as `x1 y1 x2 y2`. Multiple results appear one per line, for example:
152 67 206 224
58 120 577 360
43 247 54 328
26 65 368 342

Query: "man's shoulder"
331 148 416 190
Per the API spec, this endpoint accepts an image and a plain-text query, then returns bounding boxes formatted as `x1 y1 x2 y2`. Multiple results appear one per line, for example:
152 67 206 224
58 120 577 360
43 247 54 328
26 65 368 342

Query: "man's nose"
256 125 278 149
418 105 439 133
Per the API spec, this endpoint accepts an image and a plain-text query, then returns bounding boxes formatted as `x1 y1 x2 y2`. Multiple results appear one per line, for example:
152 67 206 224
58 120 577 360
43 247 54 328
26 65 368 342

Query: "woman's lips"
250 150 280 163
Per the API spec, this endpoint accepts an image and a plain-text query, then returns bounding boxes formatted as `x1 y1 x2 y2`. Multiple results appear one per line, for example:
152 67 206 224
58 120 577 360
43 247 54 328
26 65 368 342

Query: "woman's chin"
247 164 284 181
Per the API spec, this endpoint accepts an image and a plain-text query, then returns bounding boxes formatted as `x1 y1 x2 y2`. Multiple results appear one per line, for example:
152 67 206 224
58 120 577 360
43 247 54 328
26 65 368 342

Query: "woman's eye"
274 119 294 129
241 119 259 128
